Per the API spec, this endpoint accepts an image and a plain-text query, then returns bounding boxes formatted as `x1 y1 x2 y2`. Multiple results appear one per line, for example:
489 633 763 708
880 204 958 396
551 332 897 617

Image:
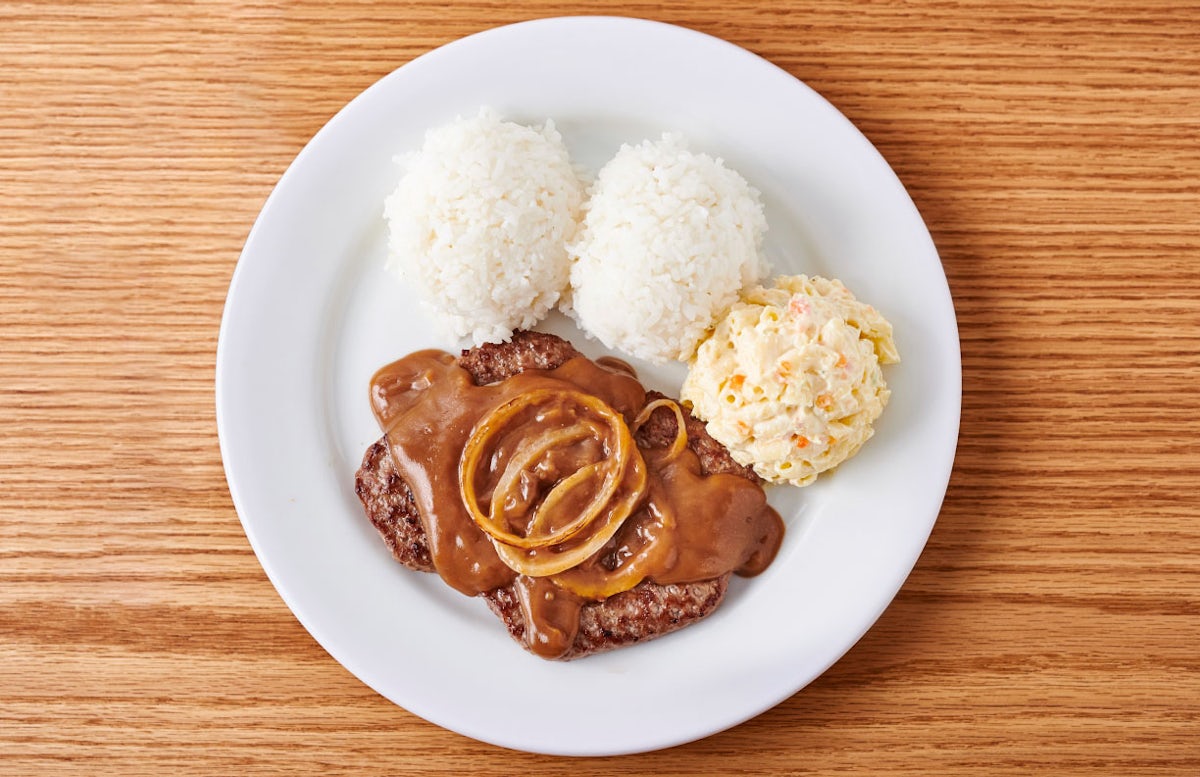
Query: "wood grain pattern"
2 1 1198 774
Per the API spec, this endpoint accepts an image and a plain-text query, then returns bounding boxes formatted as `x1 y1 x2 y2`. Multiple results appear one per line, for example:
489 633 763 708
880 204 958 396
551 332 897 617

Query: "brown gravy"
369 350 784 658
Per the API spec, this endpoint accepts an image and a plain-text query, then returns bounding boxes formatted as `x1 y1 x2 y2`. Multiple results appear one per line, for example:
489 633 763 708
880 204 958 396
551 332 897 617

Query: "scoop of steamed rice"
383 108 585 346
566 133 768 363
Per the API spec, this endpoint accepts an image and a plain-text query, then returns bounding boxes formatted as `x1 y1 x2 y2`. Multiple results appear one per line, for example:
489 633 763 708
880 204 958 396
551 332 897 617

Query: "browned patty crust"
354 330 759 659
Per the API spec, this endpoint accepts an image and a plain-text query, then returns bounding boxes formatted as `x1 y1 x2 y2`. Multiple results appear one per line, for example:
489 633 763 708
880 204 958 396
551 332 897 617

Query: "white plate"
216 16 960 756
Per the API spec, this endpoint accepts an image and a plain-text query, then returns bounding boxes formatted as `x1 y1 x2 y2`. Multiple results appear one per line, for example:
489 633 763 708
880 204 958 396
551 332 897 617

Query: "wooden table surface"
3 1 1198 774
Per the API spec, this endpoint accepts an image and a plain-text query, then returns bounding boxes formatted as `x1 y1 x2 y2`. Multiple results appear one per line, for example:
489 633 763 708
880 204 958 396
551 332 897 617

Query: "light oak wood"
2 1 1197 774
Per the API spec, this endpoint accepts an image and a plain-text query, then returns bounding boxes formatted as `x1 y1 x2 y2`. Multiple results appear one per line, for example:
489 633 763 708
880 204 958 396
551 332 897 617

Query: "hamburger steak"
354 331 765 659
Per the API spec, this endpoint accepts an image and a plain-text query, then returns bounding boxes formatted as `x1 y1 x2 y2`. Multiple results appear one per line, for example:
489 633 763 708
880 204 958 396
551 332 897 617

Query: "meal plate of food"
216 16 961 756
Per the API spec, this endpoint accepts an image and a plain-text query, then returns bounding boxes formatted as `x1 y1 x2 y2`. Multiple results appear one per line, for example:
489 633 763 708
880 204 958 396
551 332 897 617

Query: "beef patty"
353 330 760 659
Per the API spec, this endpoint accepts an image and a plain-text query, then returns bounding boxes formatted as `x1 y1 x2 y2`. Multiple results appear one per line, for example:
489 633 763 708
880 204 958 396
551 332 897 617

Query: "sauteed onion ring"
459 389 646 576
551 398 693 599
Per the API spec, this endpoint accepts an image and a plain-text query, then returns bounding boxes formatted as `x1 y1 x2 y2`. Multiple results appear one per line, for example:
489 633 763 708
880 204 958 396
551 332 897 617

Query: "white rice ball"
566 133 768 363
383 108 585 346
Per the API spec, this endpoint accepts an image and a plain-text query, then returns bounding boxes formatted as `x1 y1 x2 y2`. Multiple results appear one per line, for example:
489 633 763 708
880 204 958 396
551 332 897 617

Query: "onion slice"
492 460 647 577
553 400 692 598
632 398 689 461
485 423 598 549
551 483 677 600
459 388 648 576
